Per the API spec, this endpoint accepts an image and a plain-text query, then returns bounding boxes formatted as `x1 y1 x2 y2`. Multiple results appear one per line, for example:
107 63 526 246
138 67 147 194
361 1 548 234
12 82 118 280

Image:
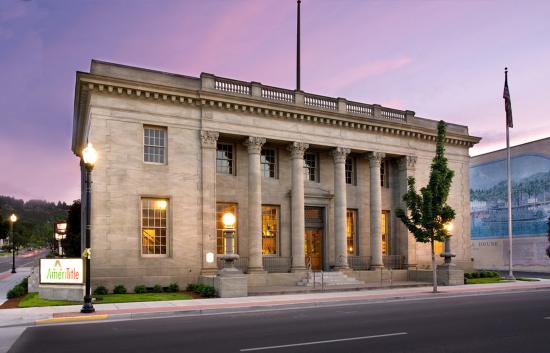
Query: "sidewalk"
0 268 31 305
1 277 549 328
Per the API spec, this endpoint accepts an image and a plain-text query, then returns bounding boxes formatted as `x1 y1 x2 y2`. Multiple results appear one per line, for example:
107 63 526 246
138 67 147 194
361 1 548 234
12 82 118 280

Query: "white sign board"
40 258 84 285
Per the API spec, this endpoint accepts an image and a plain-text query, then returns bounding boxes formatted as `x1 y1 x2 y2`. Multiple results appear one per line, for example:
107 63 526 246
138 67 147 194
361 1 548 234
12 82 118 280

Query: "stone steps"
297 271 364 287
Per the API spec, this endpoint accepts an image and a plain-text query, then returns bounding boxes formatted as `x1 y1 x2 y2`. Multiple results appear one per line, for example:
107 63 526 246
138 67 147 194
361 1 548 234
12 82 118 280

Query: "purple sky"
1 0 549 203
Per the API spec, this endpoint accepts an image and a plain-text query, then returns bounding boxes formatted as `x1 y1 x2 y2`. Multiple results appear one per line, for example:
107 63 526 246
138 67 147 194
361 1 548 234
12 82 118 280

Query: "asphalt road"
8 289 550 353
0 249 47 273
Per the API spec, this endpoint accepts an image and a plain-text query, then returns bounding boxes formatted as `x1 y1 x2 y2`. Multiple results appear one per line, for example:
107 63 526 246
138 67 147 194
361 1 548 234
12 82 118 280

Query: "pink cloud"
311 57 412 93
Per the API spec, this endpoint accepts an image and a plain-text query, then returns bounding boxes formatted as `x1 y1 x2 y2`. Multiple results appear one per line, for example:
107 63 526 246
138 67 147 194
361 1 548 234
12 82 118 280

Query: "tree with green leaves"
62 200 81 257
396 120 456 293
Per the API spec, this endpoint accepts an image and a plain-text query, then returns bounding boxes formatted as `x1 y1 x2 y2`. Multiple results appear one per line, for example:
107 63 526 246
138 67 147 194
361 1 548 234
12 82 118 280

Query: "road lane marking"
240 332 408 351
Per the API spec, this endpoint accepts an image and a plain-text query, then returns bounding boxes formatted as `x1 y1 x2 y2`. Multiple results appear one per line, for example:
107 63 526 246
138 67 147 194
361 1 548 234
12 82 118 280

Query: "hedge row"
186 283 216 298
464 271 500 279
93 283 179 295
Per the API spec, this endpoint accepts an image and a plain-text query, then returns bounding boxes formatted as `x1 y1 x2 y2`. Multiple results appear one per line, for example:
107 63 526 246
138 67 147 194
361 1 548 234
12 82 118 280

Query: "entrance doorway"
305 228 323 270
304 206 324 271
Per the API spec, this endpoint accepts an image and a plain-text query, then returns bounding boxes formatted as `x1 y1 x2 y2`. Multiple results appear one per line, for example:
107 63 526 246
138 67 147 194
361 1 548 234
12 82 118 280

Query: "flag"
503 68 513 128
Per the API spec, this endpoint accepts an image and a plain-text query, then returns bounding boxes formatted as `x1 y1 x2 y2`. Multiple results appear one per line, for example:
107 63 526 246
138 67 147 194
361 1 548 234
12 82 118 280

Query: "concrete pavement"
1 277 550 328
0 267 31 305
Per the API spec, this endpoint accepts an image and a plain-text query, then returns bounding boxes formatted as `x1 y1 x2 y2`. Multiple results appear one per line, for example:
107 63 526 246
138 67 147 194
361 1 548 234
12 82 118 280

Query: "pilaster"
200 130 219 275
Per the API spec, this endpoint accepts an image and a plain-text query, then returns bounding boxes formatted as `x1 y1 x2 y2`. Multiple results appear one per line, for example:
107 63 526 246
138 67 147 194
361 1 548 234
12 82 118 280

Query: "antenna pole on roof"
296 0 301 91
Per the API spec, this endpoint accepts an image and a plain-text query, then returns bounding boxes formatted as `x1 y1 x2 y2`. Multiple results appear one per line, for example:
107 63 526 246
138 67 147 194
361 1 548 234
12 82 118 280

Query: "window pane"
216 203 238 254
144 127 166 164
261 149 277 178
216 143 234 175
141 198 168 255
346 209 356 255
262 206 279 255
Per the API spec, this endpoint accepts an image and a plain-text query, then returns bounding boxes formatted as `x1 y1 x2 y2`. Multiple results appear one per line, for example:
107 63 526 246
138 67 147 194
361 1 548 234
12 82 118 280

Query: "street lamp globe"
9 214 17 223
82 143 97 169
444 222 453 233
222 212 236 228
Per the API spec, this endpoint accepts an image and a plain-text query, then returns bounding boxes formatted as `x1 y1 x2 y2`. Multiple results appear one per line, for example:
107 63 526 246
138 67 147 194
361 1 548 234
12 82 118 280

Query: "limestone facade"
72 60 480 288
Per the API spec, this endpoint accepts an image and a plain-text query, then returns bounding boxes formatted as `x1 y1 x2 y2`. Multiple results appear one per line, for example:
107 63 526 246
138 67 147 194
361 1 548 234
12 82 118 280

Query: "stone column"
330 147 350 269
288 142 309 271
398 155 418 268
244 136 266 273
200 130 219 275
368 151 385 269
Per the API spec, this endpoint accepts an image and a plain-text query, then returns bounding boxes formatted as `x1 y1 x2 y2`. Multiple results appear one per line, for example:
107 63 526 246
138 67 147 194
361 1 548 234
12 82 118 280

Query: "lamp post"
54 221 67 256
218 212 240 276
440 222 456 265
81 143 97 314
9 214 17 273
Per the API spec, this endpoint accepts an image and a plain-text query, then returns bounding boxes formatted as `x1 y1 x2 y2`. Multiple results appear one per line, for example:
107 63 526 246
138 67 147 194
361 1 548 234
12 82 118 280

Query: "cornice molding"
75 74 481 151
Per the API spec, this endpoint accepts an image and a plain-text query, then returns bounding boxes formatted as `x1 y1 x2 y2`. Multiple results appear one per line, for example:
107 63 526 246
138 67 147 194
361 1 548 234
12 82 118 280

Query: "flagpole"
505 67 515 280
296 0 301 91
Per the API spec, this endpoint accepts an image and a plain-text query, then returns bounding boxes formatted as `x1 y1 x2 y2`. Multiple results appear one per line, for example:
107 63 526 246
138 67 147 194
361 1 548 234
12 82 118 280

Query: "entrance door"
305 228 323 270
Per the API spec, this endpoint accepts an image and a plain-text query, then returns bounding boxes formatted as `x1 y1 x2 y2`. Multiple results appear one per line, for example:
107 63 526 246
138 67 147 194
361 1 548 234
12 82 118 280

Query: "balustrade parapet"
201 73 434 126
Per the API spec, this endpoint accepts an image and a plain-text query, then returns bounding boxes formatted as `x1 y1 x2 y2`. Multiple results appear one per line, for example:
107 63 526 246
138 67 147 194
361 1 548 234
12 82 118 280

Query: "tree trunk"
431 240 438 293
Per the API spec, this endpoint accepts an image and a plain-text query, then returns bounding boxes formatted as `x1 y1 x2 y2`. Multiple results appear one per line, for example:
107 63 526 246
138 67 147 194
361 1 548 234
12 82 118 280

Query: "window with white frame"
345 157 355 185
261 149 277 178
216 143 234 175
144 126 166 164
304 152 318 182
141 198 168 255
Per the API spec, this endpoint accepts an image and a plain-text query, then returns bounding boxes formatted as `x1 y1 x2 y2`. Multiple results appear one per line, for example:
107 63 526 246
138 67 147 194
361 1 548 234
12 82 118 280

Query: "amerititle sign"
40 258 83 285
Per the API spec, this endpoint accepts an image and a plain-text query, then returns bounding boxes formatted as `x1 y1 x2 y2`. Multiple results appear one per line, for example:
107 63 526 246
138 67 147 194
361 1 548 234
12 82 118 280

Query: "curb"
2 283 549 328
35 314 109 325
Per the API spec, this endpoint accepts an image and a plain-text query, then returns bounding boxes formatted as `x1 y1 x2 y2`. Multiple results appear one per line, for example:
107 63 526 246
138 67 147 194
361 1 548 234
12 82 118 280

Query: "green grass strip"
18 292 192 308
19 293 78 308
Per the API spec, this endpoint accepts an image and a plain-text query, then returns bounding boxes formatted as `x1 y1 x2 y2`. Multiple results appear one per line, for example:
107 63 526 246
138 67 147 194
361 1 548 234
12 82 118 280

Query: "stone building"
72 60 480 289
471 137 550 272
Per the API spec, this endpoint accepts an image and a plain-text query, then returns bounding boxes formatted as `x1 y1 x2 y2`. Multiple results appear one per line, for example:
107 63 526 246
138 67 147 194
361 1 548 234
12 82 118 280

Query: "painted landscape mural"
470 153 550 239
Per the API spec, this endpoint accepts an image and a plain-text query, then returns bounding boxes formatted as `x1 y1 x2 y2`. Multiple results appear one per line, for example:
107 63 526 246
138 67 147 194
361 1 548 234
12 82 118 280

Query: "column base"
334 265 349 270
370 265 384 270
291 266 307 273
247 267 266 274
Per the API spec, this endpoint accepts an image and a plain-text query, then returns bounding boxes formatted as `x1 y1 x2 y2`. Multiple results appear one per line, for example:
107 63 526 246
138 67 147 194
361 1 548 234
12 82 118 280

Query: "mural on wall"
470 153 550 239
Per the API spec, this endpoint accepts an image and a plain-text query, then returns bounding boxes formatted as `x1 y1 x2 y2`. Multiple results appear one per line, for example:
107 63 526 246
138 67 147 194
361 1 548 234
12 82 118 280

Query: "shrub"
94 286 108 295
113 285 127 294
489 271 500 278
152 284 163 293
7 277 29 299
471 272 480 278
167 283 179 293
134 285 147 294
185 283 216 298
464 272 471 279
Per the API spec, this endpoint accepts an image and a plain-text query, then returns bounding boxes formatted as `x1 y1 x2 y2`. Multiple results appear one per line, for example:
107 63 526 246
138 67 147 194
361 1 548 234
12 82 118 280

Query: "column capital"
244 136 266 154
200 130 219 148
330 147 350 163
287 142 309 159
366 151 385 167
398 155 417 170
